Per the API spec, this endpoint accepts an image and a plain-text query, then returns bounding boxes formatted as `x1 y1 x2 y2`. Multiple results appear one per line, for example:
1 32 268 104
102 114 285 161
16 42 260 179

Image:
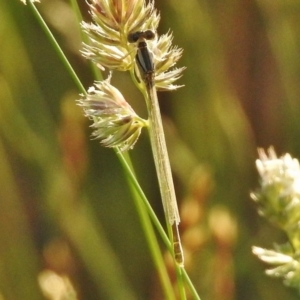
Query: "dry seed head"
78 76 146 151
151 32 185 91
81 0 185 90
81 0 160 71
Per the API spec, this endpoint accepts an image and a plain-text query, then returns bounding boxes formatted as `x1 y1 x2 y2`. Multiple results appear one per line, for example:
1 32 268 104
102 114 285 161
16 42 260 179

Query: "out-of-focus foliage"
2 0 300 299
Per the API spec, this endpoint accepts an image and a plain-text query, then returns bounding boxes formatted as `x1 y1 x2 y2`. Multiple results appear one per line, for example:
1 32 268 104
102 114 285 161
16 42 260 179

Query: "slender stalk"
69 0 85 41
118 152 176 300
182 269 201 300
118 154 201 300
176 268 187 300
117 151 171 249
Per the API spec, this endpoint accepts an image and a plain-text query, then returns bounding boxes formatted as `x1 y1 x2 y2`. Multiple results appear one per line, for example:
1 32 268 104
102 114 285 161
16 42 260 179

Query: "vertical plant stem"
182 269 201 300
175 264 187 300
118 152 176 300
117 153 201 299
117 152 171 249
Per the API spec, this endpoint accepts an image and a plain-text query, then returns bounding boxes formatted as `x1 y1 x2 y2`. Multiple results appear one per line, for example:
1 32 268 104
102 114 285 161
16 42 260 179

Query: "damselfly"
128 30 184 266
128 30 155 87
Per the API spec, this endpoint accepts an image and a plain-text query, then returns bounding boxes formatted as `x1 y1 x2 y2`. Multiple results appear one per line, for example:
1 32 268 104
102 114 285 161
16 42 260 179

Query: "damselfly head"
143 30 155 40
127 30 156 43
127 32 141 43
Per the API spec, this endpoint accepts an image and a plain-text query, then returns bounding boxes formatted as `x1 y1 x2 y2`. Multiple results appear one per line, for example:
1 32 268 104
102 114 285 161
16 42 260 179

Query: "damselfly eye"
128 30 155 43
127 32 142 43
143 30 155 40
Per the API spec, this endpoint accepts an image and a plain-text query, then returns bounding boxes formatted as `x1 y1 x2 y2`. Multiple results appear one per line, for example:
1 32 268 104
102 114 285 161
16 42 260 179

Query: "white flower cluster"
251 147 300 226
252 147 300 292
20 0 40 4
78 76 146 151
256 147 300 197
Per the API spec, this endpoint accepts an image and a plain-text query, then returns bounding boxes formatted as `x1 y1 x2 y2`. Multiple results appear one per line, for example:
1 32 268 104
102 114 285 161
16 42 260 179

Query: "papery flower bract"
252 245 300 292
155 67 185 91
153 32 183 73
148 31 185 91
78 77 146 151
252 246 294 265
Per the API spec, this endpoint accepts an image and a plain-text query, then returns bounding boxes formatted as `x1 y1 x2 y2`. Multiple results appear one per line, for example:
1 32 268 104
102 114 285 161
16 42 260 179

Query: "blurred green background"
1 0 300 299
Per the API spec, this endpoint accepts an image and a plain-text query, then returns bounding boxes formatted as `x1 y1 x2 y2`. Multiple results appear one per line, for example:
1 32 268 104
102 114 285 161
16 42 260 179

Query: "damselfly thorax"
127 30 156 88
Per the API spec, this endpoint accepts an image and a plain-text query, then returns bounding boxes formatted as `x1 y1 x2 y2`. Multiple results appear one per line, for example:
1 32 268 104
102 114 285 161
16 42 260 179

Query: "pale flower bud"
78 76 146 151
